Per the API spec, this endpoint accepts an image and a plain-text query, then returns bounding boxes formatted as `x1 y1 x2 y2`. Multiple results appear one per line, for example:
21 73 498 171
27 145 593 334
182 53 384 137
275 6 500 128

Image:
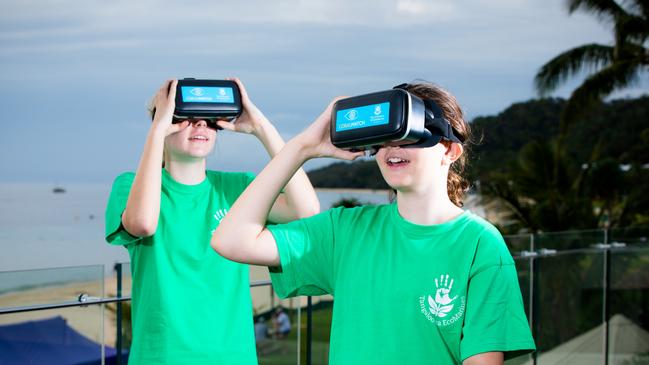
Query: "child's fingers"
167 79 178 102
168 120 190 134
227 77 250 102
334 150 365 161
216 120 236 131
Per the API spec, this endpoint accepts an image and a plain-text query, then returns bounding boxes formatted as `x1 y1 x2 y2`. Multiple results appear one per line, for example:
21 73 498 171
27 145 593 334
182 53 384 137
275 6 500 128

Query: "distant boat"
52 186 66 194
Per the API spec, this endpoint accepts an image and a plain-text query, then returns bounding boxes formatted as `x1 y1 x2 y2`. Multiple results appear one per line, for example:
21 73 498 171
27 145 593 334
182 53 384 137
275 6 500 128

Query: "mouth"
385 155 410 168
188 135 209 142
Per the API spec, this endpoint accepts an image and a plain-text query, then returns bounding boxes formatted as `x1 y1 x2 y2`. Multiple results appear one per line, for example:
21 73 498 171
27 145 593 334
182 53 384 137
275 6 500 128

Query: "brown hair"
403 82 472 207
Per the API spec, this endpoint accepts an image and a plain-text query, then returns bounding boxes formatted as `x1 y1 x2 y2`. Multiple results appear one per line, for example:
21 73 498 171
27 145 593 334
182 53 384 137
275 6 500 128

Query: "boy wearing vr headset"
105 78 320 364
212 82 535 364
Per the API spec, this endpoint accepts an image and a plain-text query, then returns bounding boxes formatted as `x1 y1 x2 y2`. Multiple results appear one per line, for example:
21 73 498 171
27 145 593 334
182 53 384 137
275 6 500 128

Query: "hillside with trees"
307 96 649 233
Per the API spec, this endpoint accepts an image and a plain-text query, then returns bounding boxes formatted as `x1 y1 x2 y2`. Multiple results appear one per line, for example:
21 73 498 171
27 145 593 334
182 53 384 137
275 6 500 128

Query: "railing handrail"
0 280 274 315
0 296 132 315
512 243 649 259
0 263 104 275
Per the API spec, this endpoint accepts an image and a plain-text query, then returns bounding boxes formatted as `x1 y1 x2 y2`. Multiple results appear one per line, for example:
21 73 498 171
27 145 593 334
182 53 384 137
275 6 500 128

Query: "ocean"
0 182 390 293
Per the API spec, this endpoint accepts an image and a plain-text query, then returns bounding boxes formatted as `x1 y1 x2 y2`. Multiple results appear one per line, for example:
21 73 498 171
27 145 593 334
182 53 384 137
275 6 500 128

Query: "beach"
0 264 331 348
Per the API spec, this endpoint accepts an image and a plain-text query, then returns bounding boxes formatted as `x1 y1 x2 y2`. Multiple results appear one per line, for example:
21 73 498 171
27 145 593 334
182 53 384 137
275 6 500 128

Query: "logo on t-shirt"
419 274 465 327
210 208 228 234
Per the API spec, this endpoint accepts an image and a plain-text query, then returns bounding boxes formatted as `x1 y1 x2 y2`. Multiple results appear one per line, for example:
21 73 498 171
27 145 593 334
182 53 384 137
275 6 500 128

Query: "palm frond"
481 180 535 230
625 0 649 20
615 12 649 43
566 0 628 21
561 60 642 131
535 44 614 96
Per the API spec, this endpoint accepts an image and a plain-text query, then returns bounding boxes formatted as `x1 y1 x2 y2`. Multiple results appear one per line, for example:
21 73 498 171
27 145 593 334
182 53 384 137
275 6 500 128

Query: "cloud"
0 0 634 182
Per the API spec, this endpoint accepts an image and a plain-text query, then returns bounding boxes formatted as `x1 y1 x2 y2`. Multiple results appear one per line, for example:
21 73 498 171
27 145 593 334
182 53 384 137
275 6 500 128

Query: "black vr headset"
330 83 464 151
159 78 243 129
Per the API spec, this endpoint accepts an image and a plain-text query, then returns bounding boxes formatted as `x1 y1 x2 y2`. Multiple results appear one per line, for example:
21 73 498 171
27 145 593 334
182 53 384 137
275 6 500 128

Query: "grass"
259 304 334 364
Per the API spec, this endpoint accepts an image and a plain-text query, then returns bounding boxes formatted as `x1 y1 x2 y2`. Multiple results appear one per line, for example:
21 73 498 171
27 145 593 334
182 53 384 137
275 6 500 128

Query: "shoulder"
111 172 136 187
281 204 387 230
206 170 255 186
329 203 390 221
464 212 514 267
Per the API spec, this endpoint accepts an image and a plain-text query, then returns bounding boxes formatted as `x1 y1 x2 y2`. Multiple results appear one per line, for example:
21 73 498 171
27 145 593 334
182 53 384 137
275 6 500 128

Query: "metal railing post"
115 263 123 365
307 296 312 365
528 233 535 328
603 229 610 365
297 304 301 365
530 234 537 365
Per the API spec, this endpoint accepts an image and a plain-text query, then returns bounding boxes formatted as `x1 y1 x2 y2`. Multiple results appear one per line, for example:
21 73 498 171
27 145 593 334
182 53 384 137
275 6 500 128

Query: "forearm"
463 352 503 365
255 121 320 220
122 128 165 236
212 139 309 264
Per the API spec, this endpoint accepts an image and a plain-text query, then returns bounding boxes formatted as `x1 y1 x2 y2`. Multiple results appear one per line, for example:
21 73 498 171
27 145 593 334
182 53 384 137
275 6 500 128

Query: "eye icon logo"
190 88 205 97
345 110 358 121
374 105 382 115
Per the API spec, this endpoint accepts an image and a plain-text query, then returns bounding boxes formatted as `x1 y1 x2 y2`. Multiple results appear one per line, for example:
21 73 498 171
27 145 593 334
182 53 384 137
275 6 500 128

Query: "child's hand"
150 79 189 136
295 98 365 161
216 78 270 136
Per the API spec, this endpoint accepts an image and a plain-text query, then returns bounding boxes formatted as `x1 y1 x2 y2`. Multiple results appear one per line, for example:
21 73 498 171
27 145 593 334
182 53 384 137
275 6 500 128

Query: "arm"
216 78 320 223
121 79 189 237
463 352 503 365
211 98 363 266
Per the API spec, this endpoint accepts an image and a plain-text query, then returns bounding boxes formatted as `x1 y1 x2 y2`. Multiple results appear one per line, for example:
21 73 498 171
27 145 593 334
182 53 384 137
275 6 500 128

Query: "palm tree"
482 139 598 233
535 0 649 134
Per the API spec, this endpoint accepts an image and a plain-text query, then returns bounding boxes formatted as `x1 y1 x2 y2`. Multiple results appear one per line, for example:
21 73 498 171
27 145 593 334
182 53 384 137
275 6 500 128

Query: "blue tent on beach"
0 316 128 365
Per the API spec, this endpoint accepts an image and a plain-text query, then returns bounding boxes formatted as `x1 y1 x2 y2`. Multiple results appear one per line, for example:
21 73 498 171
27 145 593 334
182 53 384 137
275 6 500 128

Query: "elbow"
122 216 157 237
210 233 223 254
211 230 234 259
298 201 320 219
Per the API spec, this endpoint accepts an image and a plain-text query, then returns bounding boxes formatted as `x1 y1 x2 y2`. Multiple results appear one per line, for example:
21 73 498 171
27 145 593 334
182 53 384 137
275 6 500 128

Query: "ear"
442 142 463 165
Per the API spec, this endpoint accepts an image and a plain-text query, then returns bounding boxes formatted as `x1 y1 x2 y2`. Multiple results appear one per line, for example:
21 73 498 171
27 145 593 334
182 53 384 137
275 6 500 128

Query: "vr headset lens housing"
173 78 243 129
331 89 428 150
330 85 463 150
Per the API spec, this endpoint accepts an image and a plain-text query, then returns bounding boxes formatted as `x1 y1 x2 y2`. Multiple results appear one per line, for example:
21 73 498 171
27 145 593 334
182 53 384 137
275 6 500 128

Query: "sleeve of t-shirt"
241 172 255 192
460 225 536 361
105 172 142 246
267 209 338 298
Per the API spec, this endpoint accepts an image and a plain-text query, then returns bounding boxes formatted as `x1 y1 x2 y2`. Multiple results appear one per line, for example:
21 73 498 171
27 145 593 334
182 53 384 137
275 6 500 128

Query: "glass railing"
294 228 649 365
1 227 648 365
506 227 649 365
0 263 303 365
0 265 115 364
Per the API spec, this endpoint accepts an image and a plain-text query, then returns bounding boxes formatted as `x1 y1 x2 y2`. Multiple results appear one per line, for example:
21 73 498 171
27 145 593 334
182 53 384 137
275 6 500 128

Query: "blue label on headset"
181 86 234 103
336 102 390 132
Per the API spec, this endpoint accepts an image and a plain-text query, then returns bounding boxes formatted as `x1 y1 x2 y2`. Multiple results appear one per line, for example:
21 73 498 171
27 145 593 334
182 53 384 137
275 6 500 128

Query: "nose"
383 143 402 149
192 119 208 128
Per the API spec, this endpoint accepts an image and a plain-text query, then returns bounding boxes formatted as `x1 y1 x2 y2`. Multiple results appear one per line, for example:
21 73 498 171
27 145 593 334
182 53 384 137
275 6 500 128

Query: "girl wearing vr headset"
212 82 535 364
105 79 320 364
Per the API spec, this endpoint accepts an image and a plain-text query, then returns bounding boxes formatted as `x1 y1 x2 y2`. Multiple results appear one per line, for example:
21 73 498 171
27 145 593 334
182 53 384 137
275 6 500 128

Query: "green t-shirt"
268 203 535 364
105 169 257 365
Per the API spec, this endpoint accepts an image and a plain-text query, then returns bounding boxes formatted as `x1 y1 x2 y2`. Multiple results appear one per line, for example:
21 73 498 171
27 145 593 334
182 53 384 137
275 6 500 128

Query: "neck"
164 159 207 185
395 181 464 225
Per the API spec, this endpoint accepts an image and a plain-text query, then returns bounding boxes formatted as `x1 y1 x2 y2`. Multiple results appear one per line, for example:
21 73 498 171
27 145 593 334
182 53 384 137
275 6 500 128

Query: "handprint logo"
210 209 228 234
428 274 458 318
213 209 227 223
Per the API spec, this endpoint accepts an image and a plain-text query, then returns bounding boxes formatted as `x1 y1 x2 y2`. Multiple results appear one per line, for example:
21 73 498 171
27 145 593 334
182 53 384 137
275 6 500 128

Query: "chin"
385 178 415 192
184 143 216 156
377 166 412 191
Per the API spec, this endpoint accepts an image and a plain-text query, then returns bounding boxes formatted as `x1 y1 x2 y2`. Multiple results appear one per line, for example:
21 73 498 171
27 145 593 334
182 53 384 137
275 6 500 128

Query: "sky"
0 0 646 183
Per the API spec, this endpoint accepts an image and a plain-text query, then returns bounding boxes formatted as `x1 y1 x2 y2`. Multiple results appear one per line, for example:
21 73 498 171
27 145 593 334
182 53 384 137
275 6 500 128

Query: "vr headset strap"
393 84 464 146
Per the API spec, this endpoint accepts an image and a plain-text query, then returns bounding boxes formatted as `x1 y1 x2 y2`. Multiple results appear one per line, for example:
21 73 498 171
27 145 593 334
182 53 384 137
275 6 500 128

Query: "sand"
0 265 331 347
